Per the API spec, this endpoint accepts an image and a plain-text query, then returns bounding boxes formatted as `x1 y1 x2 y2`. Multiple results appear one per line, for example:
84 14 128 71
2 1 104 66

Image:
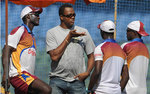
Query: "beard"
66 22 74 29
32 20 39 26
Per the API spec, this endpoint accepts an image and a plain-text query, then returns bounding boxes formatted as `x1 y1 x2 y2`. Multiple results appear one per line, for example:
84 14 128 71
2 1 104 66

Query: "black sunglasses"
62 13 76 18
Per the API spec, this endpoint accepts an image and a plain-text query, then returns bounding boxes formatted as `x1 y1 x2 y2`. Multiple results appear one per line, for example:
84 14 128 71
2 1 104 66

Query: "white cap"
127 21 149 36
20 6 43 19
97 20 115 33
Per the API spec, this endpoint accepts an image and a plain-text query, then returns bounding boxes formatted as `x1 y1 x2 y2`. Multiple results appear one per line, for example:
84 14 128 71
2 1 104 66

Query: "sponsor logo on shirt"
95 54 102 57
28 49 36 56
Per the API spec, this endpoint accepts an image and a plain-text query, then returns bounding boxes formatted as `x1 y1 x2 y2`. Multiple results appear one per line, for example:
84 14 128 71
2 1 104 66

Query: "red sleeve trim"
10 26 21 35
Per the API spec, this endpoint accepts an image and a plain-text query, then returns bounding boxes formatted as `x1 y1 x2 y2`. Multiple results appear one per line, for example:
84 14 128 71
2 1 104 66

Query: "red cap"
127 21 149 36
21 6 43 19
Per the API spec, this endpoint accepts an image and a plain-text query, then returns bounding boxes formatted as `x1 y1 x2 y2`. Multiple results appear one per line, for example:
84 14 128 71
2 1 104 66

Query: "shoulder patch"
10 26 21 35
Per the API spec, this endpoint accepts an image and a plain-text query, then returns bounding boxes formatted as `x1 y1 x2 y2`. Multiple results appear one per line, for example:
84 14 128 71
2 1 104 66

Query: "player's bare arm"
88 60 103 91
1 46 15 90
48 29 86 62
120 64 129 91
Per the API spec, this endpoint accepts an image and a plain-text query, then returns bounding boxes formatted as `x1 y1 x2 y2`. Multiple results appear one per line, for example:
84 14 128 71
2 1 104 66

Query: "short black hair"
59 4 73 16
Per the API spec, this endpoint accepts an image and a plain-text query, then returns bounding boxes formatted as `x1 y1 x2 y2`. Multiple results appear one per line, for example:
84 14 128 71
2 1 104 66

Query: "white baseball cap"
20 6 43 19
127 21 149 36
97 20 115 33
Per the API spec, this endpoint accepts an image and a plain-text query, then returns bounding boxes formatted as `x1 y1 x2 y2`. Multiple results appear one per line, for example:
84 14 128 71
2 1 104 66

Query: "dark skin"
1 12 52 94
88 30 129 93
48 7 95 82
120 64 129 91
88 60 103 93
126 28 141 41
1 46 13 94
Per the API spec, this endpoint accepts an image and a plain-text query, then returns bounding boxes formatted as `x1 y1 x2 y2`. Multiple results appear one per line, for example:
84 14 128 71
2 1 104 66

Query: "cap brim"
138 32 149 36
34 8 43 14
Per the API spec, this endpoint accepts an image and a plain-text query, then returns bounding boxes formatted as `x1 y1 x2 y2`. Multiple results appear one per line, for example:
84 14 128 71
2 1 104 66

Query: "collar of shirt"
22 24 34 36
103 39 116 43
130 38 143 43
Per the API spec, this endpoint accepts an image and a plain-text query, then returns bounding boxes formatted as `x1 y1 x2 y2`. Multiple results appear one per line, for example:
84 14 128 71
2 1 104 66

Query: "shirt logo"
28 49 36 56
95 54 102 57
71 37 85 49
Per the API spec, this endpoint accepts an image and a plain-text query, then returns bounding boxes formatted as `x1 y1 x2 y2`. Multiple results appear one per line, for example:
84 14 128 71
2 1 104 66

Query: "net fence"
1 0 150 93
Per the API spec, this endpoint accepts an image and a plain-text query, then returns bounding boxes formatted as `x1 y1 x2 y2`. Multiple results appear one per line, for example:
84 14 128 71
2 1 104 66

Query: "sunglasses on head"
62 13 76 18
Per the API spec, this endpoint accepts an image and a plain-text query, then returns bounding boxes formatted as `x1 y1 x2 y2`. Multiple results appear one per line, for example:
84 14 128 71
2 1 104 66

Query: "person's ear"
26 14 30 19
60 15 64 21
